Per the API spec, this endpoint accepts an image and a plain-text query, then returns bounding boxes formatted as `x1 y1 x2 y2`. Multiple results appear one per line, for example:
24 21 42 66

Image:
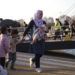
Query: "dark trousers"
6 52 16 68
54 30 61 40
0 57 5 68
32 54 42 68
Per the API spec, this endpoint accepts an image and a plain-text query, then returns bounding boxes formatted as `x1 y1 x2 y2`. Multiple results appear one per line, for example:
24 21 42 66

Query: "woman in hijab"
23 10 46 38
22 10 46 72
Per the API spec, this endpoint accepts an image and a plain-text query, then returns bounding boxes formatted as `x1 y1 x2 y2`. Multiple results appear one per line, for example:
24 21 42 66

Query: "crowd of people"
0 10 75 75
0 27 20 75
0 10 48 75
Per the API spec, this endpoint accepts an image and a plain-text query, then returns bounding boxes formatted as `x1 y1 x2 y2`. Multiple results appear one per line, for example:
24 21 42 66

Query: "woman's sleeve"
23 20 34 37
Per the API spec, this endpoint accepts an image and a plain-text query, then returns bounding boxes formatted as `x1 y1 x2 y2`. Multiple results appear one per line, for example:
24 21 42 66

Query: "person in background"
54 18 62 40
6 29 20 70
0 26 10 68
22 10 46 72
63 28 71 41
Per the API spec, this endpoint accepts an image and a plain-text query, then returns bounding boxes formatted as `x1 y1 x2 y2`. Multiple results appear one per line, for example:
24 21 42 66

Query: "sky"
0 0 75 23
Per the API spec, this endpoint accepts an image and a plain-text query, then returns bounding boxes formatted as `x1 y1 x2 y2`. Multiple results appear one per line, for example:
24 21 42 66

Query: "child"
0 26 10 68
30 25 47 73
6 29 20 70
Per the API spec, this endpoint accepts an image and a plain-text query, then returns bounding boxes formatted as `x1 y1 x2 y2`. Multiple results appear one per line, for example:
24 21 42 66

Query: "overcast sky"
0 0 75 23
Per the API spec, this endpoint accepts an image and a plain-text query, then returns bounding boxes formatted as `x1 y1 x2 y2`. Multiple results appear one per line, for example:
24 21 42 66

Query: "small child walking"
6 29 20 70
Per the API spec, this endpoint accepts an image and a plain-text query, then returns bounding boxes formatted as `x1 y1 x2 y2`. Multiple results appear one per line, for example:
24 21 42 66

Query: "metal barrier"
16 41 75 53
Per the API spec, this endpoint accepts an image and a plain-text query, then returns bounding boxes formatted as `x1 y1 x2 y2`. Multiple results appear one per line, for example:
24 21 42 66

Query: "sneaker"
35 68 42 73
29 58 33 67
